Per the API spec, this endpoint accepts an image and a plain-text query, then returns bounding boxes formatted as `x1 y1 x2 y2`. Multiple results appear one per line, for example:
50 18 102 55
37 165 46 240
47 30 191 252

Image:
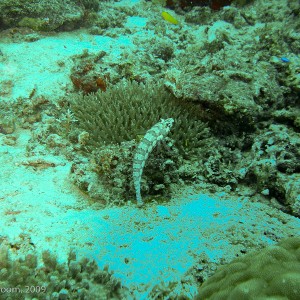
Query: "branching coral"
69 79 209 157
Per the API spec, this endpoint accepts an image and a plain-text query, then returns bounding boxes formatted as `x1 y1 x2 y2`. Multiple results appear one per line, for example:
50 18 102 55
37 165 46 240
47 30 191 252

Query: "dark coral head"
210 0 232 10
167 0 233 10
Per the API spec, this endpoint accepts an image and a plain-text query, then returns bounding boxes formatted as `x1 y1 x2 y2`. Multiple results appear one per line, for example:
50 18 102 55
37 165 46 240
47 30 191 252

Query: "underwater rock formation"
0 0 99 31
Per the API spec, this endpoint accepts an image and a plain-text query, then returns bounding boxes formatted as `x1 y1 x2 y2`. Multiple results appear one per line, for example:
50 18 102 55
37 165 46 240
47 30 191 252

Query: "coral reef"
69 80 209 156
163 24 284 134
153 0 254 12
69 140 177 204
88 2 136 35
0 0 99 31
0 239 128 300
67 80 210 203
195 237 300 299
70 51 108 94
0 0 300 298
0 0 298 214
245 124 300 217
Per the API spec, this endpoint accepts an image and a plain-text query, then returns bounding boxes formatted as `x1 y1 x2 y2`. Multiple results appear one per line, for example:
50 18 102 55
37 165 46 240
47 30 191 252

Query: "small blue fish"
281 57 290 63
